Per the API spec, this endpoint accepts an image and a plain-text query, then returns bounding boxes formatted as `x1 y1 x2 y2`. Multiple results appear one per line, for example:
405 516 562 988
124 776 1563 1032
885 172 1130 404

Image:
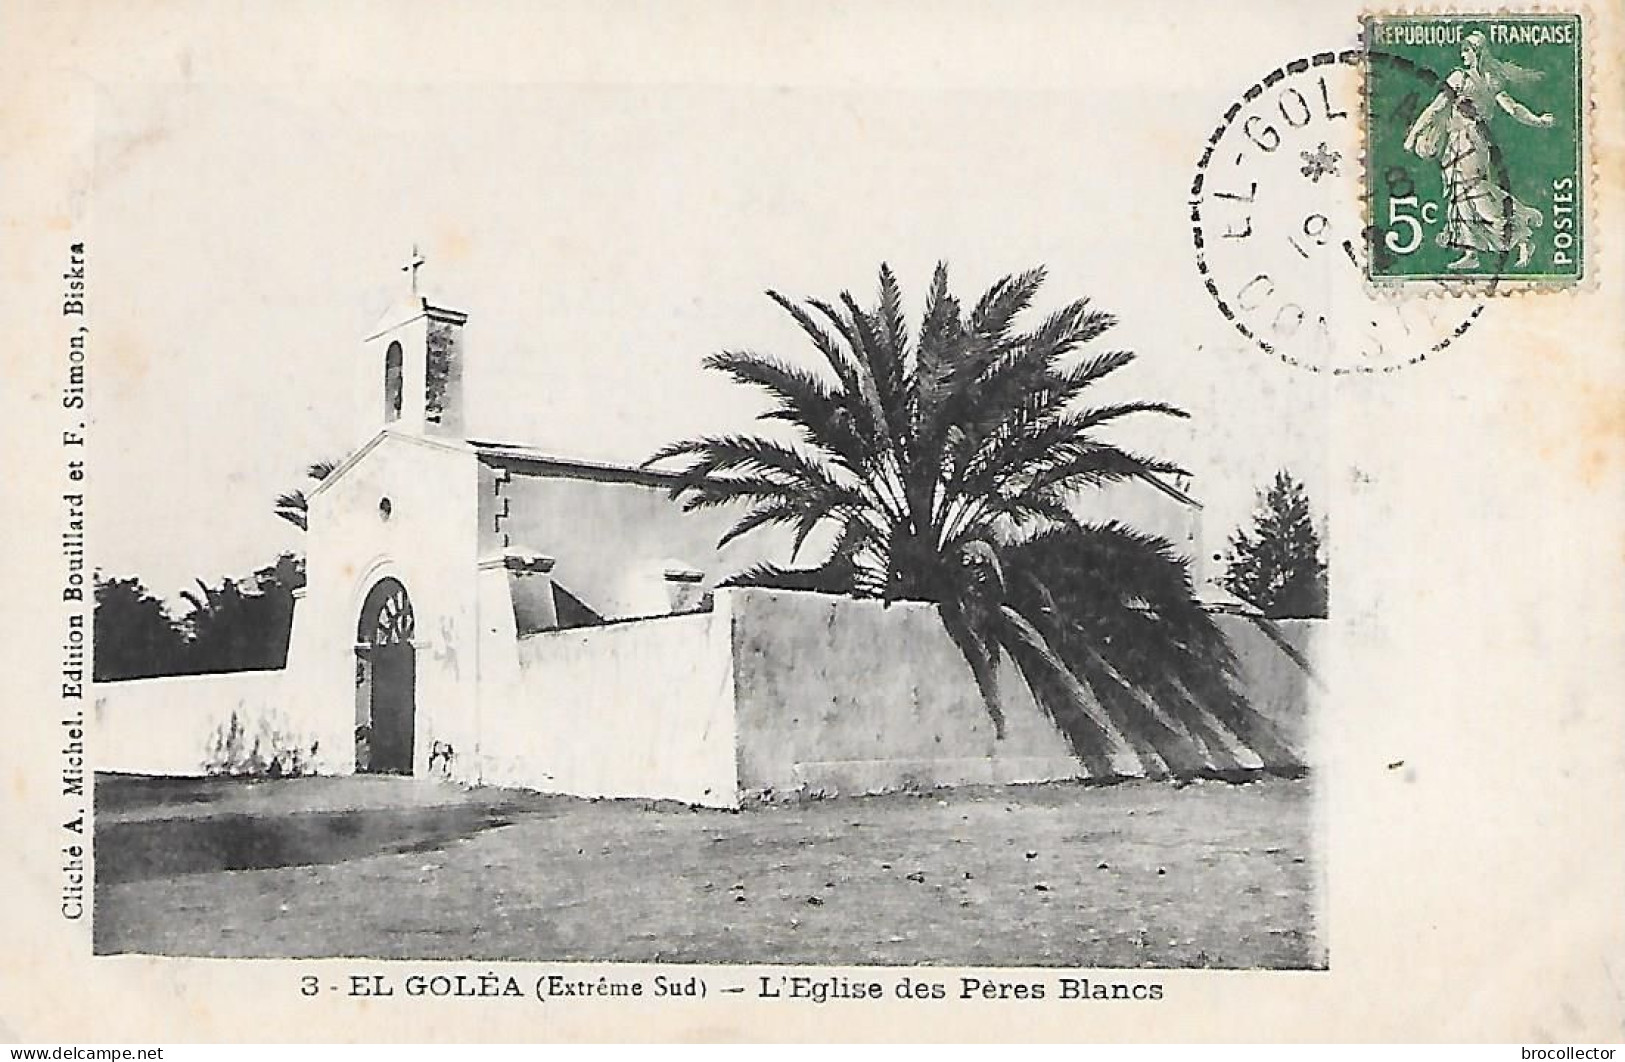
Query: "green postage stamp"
1364 12 1584 285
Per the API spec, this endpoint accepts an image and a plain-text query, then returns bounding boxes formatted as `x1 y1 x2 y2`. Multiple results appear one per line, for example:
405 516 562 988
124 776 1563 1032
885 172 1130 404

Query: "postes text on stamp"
1364 12 1584 285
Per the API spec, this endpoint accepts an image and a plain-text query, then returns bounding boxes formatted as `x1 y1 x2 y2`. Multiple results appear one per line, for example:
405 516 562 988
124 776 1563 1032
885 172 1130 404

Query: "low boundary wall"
90 591 1322 804
728 588 1088 797
1212 614 1322 764
92 670 330 776
727 590 1324 798
486 609 736 805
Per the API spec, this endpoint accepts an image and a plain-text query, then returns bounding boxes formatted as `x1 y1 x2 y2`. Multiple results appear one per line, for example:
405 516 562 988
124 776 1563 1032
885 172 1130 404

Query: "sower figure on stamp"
1403 30 1555 270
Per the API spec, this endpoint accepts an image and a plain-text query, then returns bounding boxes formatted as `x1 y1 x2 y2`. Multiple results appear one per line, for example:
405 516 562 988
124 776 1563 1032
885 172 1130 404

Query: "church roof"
469 439 692 489
471 438 1203 503
306 430 475 504
363 291 468 342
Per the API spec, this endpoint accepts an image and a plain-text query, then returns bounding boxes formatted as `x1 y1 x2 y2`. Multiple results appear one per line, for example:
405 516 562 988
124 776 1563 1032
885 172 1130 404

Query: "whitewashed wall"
480 607 737 806
92 669 337 776
727 588 1092 798
93 582 1319 803
729 589 1322 794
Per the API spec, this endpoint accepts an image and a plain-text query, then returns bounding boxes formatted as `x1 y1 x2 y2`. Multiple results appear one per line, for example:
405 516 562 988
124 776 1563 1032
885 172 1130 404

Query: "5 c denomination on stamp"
1364 12 1584 286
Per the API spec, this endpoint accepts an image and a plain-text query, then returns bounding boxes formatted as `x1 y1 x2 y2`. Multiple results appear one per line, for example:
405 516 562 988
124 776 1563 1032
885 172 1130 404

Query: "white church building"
94 270 1316 807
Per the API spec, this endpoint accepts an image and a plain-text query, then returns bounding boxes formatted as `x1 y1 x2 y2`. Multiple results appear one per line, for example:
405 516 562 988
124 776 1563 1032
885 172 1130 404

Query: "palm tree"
1000 522 1296 778
273 460 339 532
647 263 1274 777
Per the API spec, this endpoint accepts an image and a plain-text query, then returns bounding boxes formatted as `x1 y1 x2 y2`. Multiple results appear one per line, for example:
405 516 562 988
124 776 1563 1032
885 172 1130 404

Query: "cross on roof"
402 244 426 295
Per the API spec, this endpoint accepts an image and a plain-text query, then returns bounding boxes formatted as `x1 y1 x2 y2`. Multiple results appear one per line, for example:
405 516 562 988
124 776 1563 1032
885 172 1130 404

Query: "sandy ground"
94 773 1322 968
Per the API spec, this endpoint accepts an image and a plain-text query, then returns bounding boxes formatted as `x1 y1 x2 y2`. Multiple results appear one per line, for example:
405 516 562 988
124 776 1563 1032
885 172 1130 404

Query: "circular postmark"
1191 49 1486 374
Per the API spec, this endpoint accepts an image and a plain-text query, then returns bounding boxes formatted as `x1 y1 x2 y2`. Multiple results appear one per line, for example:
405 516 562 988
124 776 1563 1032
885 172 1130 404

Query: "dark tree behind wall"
93 577 188 680
95 554 307 680
100 455 335 680
1220 470 1328 619
178 554 304 673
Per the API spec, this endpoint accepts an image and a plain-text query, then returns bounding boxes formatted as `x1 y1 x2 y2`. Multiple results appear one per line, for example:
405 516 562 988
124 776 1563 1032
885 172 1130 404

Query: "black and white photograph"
83 79 1333 970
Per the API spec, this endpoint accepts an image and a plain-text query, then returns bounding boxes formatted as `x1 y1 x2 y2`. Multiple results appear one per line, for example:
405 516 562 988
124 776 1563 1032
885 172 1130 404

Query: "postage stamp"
1363 12 1585 285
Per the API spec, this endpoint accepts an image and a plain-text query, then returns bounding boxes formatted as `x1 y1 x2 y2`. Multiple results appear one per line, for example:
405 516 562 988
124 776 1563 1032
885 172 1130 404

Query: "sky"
88 69 1330 600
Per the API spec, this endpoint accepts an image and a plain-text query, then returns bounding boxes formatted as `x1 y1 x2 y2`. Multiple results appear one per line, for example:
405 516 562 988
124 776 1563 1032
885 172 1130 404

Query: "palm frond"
805 295 894 447
938 296 1109 445
998 523 1255 778
273 491 309 531
847 277 907 433
911 262 964 430
720 561 857 596
939 599 1006 739
992 603 1125 756
653 435 852 497
968 267 1047 346
703 349 867 470
875 263 911 384
716 499 810 549
765 289 883 448
1018 299 1117 364
1066 400 1190 432
1055 348 1139 392
969 437 1188 509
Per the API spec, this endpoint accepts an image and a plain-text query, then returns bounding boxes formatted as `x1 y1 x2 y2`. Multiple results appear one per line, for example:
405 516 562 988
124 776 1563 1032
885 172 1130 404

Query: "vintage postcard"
1 0 1621 1043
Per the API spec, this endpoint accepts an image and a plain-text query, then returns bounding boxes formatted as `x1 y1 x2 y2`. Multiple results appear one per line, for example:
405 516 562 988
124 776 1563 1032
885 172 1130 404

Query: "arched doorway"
355 577 416 774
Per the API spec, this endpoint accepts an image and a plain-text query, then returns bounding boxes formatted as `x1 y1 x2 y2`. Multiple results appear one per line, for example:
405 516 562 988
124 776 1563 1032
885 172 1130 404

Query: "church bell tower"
360 246 468 441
